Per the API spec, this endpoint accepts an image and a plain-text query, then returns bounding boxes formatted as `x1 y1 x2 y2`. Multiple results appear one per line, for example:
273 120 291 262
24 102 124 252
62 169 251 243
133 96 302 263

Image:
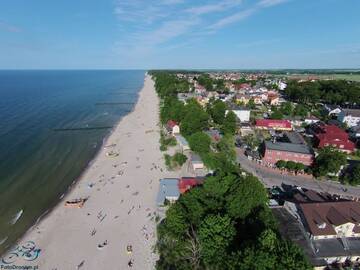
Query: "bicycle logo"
1 241 41 265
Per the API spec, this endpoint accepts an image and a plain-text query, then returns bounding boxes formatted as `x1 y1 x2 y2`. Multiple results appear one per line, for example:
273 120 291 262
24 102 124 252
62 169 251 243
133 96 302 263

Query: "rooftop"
299 201 360 236
342 109 360 117
191 153 203 163
284 131 306 145
156 178 180 206
265 141 313 155
175 135 189 146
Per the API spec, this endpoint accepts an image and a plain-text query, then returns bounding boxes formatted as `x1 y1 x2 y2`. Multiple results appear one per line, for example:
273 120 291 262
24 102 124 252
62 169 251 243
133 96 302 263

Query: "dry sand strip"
2 74 179 269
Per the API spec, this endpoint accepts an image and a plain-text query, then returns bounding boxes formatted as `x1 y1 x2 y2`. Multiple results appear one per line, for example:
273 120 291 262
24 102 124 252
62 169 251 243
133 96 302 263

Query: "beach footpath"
1 74 179 270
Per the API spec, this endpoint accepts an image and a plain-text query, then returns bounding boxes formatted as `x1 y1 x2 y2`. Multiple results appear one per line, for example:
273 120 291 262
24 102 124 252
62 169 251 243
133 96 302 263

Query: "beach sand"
3 74 177 269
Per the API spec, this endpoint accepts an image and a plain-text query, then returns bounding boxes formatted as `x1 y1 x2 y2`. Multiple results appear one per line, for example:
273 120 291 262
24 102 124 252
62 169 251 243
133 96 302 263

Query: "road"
236 149 360 199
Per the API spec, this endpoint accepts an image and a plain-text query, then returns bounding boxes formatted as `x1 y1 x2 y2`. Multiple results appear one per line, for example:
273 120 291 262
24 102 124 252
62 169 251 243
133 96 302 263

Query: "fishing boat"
64 198 87 208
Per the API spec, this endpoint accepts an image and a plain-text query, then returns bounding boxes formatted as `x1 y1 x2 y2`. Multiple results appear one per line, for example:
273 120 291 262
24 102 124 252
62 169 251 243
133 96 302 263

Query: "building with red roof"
313 124 355 153
178 177 204 194
166 120 180 135
255 119 292 131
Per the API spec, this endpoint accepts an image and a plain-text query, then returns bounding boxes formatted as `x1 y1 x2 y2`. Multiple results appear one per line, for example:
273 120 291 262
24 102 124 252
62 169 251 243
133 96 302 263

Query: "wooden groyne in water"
53 126 113 132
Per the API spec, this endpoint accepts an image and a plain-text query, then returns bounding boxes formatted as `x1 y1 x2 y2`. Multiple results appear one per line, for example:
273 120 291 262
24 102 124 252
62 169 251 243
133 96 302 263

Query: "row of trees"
284 79 360 105
151 71 311 270
276 160 306 173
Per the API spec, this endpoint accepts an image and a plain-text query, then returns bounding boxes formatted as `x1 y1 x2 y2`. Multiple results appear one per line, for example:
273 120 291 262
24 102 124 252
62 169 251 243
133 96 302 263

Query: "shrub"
173 152 187 167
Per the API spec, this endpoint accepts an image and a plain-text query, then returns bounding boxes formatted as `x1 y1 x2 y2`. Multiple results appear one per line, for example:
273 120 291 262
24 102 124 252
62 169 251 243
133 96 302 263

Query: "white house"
166 120 180 135
324 104 342 116
191 154 204 170
338 109 360 128
304 116 320 125
228 109 250 123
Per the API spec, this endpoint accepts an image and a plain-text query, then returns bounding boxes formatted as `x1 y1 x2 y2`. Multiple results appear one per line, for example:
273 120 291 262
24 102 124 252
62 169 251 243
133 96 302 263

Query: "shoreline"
1 73 178 269
0 74 146 257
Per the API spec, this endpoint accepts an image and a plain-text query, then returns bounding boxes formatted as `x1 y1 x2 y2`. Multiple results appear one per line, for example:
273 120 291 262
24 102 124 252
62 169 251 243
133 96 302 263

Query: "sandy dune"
2 74 177 270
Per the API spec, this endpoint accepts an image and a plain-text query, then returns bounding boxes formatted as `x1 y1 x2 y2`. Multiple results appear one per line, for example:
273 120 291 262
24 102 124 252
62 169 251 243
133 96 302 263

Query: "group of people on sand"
127 245 134 268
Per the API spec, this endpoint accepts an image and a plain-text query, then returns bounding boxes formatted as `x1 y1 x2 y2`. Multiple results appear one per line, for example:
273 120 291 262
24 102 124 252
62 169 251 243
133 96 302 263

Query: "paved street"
236 148 360 199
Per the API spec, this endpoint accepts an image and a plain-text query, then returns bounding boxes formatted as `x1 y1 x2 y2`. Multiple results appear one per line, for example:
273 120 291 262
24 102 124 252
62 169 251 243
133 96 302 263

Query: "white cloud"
113 0 290 57
208 8 256 30
162 0 184 5
186 0 243 15
208 0 289 30
258 0 289 8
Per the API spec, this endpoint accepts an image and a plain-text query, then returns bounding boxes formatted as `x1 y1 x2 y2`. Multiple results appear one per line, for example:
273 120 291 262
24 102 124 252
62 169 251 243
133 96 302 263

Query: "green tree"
285 161 297 171
293 104 308 118
208 100 227 125
225 175 268 219
259 229 277 252
173 152 187 167
313 147 347 177
181 99 209 136
280 102 293 116
270 109 284 120
222 111 237 134
247 98 256 109
344 164 360 185
276 160 287 169
188 132 211 154
199 214 236 266
163 203 189 238
217 135 236 162
276 241 312 270
197 74 214 91
294 162 305 173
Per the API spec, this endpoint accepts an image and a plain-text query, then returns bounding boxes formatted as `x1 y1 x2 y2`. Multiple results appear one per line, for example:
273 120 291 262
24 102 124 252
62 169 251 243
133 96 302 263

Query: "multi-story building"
262 141 314 166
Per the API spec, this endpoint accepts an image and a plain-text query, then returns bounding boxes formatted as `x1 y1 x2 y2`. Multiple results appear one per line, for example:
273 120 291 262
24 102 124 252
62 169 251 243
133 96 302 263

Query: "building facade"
262 141 314 166
255 119 292 131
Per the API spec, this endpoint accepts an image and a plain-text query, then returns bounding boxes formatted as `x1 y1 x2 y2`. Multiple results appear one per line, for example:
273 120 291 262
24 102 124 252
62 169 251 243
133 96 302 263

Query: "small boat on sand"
64 198 87 208
106 151 119 157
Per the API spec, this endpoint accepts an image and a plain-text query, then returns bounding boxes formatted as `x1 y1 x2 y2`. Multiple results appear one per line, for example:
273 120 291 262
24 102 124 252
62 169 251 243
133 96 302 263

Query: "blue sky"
0 0 359 69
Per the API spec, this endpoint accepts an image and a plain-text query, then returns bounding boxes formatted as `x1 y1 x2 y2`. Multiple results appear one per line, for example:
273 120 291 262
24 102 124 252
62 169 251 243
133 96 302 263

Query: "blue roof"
175 135 189 146
156 178 180 206
191 153 203 163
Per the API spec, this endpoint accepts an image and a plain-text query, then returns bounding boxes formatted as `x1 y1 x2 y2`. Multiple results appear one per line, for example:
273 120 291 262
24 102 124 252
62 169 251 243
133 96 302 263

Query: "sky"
0 0 360 69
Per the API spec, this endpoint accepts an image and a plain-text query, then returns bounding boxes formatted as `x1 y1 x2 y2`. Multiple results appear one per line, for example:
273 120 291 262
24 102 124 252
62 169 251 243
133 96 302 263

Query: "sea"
0 70 145 255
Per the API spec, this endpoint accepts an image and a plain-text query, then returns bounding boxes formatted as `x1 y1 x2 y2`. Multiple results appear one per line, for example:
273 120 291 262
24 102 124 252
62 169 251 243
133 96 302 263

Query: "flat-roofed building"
156 178 180 206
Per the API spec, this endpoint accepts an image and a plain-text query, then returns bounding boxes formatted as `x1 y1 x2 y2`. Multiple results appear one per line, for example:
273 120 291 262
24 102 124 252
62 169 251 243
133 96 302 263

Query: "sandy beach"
2 74 177 269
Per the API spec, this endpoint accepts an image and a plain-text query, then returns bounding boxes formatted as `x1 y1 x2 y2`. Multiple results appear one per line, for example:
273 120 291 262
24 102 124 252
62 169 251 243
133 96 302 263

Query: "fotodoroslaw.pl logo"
1 241 41 270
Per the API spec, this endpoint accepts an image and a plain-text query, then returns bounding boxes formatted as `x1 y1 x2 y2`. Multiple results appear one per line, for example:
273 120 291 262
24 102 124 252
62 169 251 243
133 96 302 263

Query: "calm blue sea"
0 70 145 254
